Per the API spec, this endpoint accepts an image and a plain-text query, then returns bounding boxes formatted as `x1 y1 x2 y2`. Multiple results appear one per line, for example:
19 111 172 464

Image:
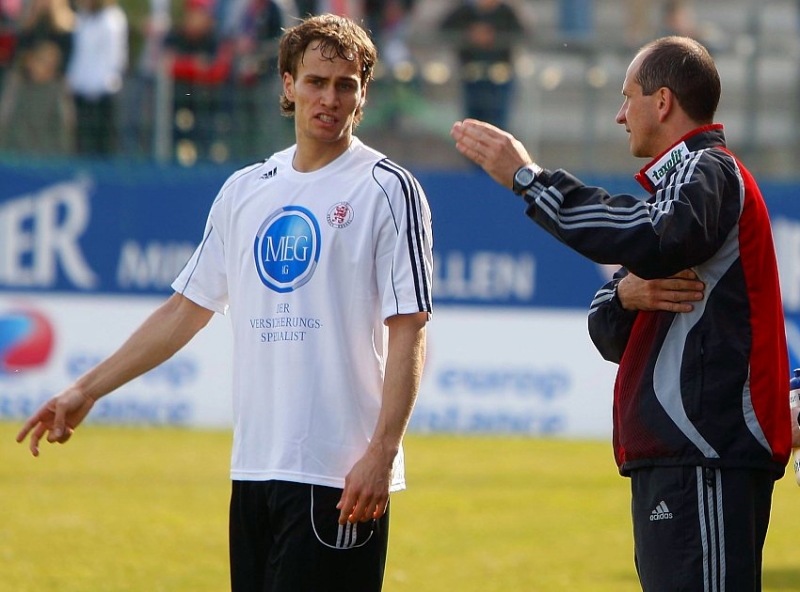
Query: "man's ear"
283 72 295 102
657 86 674 123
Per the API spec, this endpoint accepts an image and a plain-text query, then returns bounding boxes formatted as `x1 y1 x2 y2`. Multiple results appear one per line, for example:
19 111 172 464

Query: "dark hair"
636 36 720 123
278 14 377 125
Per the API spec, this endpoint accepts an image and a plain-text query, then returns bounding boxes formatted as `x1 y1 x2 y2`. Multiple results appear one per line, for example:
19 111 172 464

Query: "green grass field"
2 422 798 591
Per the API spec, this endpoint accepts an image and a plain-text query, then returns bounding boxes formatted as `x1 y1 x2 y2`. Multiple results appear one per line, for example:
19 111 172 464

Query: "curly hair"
278 14 377 126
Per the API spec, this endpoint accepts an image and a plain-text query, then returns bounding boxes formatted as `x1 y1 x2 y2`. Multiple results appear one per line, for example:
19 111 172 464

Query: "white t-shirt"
172 138 433 491
66 6 128 98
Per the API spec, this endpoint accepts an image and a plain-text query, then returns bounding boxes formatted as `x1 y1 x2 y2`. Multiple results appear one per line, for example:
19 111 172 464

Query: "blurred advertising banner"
0 294 233 427
1 161 799 434
414 307 617 438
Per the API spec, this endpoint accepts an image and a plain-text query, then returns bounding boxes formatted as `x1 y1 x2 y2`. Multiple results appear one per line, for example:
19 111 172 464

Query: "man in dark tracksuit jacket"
587 123 788 478
586 124 789 592
450 36 791 591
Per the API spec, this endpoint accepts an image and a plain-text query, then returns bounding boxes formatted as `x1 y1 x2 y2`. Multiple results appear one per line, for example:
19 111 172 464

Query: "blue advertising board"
0 161 636 304
0 160 798 370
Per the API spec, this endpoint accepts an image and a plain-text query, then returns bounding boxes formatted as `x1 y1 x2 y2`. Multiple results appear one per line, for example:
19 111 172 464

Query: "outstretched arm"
337 311 428 525
16 293 214 456
453 121 736 280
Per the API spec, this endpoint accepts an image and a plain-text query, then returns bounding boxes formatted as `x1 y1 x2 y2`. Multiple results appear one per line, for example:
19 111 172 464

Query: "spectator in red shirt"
164 0 233 164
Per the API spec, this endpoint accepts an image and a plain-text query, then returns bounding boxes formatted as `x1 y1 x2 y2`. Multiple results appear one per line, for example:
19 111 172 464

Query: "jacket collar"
634 124 726 193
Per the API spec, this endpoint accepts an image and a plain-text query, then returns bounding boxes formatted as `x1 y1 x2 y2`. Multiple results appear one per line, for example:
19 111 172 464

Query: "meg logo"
254 206 321 293
0 310 54 374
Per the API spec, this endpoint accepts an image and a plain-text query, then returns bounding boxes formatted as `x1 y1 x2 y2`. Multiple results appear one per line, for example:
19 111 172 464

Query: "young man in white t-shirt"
17 14 433 592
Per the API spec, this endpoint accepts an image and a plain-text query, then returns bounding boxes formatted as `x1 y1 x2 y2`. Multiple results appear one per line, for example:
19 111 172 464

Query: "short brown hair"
636 36 720 123
278 14 377 126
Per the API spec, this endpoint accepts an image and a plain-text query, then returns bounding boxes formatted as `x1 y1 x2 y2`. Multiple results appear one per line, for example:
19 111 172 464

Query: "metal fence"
1 0 798 178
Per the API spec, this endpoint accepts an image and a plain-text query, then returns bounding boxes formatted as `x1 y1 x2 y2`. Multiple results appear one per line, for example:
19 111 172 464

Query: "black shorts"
630 466 775 592
229 480 390 592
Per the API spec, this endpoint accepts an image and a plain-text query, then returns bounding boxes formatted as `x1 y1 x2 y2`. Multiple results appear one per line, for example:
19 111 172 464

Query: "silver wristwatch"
512 163 544 195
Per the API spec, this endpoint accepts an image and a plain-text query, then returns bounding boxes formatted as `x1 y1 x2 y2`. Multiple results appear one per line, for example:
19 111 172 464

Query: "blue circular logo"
253 206 321 293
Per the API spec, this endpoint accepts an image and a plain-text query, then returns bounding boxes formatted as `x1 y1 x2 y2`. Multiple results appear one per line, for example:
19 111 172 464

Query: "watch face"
516 168 535 186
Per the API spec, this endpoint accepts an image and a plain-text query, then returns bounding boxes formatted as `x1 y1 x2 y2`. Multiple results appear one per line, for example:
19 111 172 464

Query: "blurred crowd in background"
0 0 797 176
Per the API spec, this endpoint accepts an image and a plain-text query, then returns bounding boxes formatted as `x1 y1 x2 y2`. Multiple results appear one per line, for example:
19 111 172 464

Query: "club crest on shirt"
326 202 354 229
253 206 321 293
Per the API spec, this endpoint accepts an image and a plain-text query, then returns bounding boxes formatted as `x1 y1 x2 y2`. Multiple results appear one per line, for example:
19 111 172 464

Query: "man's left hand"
617 269 705 313
336 448 392 525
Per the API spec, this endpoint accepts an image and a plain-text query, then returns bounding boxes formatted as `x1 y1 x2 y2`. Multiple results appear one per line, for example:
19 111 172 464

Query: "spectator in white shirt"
66 0 127 156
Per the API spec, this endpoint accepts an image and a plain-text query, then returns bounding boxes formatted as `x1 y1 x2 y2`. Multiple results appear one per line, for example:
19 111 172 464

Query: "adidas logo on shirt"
650 501 673 521
260 167 278 180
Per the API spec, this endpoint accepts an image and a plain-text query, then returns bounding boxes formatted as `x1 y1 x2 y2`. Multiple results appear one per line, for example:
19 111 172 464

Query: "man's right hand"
617 269 705 313
450 119 532 189
16 387 95 457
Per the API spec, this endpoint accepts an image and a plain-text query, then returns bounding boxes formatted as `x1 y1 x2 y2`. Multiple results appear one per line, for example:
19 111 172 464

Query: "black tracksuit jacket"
521 124 790 476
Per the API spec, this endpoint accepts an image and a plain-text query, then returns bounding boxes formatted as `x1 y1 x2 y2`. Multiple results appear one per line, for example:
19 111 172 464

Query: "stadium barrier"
1 161 798 437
